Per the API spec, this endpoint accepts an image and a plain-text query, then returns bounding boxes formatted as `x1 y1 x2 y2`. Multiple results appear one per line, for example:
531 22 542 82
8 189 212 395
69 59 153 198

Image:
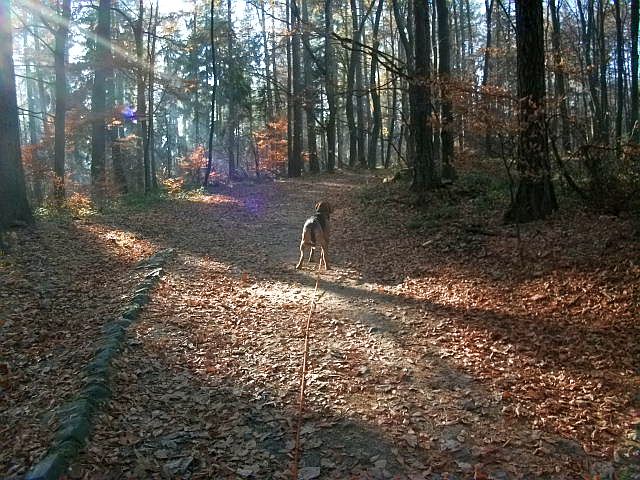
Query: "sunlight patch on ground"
76 223 158 263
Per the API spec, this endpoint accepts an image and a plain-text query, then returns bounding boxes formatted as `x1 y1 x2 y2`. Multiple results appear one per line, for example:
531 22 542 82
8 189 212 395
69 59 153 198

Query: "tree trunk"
134 0 146 192
302 0 319 173
191 6 200 146
355 0 367 168
203 0 217 186
258 0 274 121
289 0 303 177
411 0 438 193
597 0 609 144
227 0 236 179
481 0 494 155
614 0 624 158
147 1 159 190
346 0 360 168
53 0 72 204
631 0 639 141
367 0 384 170
91 0 112 199
549 0 571 152
0 0 32 229
436 0 455 181
324 0 337 172
505 0 558 223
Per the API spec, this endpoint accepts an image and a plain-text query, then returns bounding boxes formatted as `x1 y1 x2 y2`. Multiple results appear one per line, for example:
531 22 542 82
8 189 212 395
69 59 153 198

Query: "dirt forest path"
4 173 637 479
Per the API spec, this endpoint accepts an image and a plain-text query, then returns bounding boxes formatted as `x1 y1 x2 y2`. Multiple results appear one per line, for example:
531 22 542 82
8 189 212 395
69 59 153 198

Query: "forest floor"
1 170 640 479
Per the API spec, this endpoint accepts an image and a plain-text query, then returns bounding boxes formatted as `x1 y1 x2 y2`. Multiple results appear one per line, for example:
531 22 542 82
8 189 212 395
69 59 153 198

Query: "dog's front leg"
308 247 315 263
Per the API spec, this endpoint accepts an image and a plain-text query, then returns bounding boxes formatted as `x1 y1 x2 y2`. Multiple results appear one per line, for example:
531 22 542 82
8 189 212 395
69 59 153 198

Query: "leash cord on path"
291 260 322 480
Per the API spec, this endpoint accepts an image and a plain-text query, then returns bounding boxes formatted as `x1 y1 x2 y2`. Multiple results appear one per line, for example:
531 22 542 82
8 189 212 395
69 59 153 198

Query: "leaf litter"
2 172 639 479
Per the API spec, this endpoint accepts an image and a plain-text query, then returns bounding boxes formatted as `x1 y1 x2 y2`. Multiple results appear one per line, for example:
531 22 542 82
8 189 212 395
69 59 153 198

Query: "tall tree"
301 0 319 173
411 0 439 193
436 0 455 180
53 0 72 204
227 0 237 178
91 0 112 199
289 0 303 177
367 0 384 169
481 0 494 155
549 0 571 152
505 0 557 223
346 0 361 168
631 0 639 141
204 0 217 186
324 0 337 172
0 0 32 229
614 0 624 157
147 1 159 190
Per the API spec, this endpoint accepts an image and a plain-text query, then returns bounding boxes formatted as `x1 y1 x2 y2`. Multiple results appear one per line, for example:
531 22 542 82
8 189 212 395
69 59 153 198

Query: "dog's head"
315 201 332 217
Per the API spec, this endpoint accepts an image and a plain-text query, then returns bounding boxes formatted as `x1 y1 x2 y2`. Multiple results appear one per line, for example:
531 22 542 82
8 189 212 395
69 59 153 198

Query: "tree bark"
204 0 217 186
346 0 360 168
135 0 148 192
0 0 32 229
614 0 624 157
147 1 159 190
436 0 455 181
367 0 384 170
289 0 303 177
549 0 571 152
53 0 72 204
324 0 337 172
302 0 319 173
505 0 558 223
227 0 237 179
631 0 639 141
411 0 439 193
91 0 112 199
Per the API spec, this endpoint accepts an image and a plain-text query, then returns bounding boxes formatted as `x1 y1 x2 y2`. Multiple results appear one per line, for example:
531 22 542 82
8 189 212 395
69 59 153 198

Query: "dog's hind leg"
318 241 330 270
296 243 306 269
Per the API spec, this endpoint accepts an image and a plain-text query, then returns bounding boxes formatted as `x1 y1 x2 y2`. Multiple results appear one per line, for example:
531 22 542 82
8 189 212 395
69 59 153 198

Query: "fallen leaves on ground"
2 172 638 479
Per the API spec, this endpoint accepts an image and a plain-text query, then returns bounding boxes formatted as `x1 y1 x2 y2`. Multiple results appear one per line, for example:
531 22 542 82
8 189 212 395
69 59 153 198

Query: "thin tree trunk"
347 0 360 167
614 0 625 157
482 0 494 155
324 0 337 172
147 1 159 189
53 0 72 204
135 0 147 192
302 0 319 173
289 0 303 177
355 0 366 168
227 0 236 179
631 0 639 141
91 0 111 200
191 5 200 145
550 0 571 152
367 0 384 170
203 0 217 186
597 0 609 144
258 0 274 120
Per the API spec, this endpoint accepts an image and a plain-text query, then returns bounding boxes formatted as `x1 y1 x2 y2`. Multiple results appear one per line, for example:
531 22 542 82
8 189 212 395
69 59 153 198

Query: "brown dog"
295 201 332 270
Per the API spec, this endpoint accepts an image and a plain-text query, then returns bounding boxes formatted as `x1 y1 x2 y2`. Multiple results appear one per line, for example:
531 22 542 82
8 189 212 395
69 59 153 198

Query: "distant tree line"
1 0 639 228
